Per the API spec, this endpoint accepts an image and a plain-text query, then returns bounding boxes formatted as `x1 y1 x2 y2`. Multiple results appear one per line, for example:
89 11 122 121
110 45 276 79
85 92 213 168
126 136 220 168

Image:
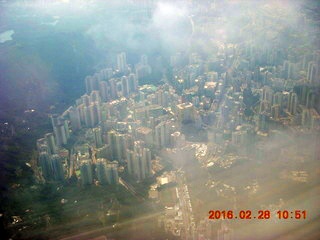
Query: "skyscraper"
306 91 316 109
90 90 101 104
85 76 99 94
99 81 109 102
128 73 138 93
135 62 152 81
258 113 269 132
288 92 298 115
117 52 127 73
81 94 91 107
96 158 108 185
80 160 93 185
262 86 273 103
154 121 171 149
307 61 319 85
44 133 57 155
271 104 280 120
37 139 50 155
176 102 195 124
39 152 51 181
126 141 151 180
68 106 81 131
93 127 103 148
121 76 130 97
50 114 69 146
50 154 65 181
84 102 101 128
106 161 119 184
38 153 64 182
107 130 127 162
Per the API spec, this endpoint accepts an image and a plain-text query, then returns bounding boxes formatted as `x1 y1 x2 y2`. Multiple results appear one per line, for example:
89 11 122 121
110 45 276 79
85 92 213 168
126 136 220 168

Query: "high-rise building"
126 150 135 176
38 153 64 181
128 73 138 93
288 92 298 115
117 52 127 73
176 102 195 124
272 92 283 108
127 141 151 180
135 63 152 81
100 68 113 80
259 100 271 114
50 114 69 146
50 154 65 181
231 130 247 146
39 152 51 180
93 102 102 124
307 61 319 85
108 78 118 99
85 76 99 94
155 89 170 107
142 147 152 177
301 85 309 105
306 91 316 109
170 131 186 148
107 130 127 162
301 107 311 128
37 138 49 154
121 76 130 97
80 160 93 185
90 90 101 104
106 161 119 184
84 102 101 128
135 126 153 146
271 104 280 120
77 104 86 124
262 86 273 102
154 121 171 149
96 158 108 185
81 94 91 107
44 133 57 155
93 127 103 148
99 81 109 102
68 106 81 131
310 108 320 129
283 60 290 79
257 113 269 132
84 105 94 128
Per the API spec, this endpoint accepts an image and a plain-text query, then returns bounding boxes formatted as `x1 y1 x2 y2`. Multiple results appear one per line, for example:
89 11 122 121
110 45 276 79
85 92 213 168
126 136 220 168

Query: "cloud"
151 1 192 52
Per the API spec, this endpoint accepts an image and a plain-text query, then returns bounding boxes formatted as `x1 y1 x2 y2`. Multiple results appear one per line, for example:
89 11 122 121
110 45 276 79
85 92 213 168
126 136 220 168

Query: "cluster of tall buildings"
36 53 161 184
37 133 65 181
36 119 68 181
36 43 319 193
79 158 119 186
127 141 152 180
38 152 65 182
51 114 70 146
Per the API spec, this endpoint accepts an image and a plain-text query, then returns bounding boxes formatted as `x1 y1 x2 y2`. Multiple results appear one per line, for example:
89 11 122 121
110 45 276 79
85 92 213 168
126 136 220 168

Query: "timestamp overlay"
205 203 320 239
208 210 307 220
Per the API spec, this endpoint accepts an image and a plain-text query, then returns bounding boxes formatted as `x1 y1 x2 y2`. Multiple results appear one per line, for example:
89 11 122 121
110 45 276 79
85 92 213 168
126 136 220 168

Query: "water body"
0 30 14 43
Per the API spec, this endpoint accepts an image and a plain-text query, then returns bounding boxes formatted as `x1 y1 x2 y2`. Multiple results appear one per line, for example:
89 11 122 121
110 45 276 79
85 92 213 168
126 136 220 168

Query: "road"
119 177 145 201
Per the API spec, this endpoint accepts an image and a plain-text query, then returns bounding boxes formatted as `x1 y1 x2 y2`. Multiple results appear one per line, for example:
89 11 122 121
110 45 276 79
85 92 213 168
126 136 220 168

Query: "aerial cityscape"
0 0 319 240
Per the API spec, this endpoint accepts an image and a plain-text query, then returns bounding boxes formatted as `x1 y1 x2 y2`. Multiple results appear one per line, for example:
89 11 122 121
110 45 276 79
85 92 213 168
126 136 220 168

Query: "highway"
119 177 145 201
